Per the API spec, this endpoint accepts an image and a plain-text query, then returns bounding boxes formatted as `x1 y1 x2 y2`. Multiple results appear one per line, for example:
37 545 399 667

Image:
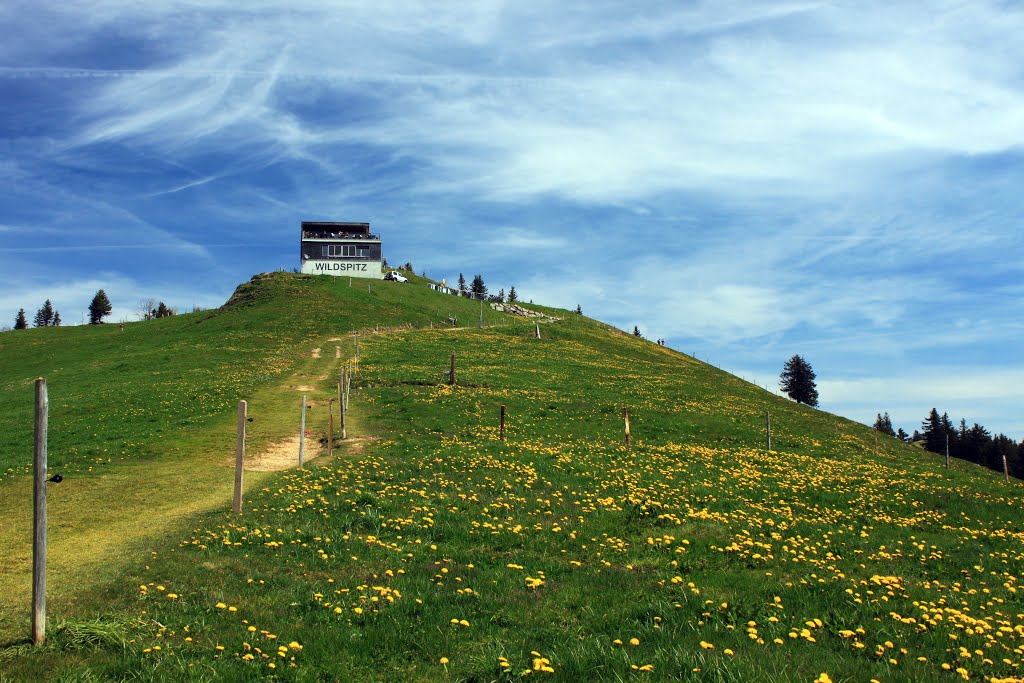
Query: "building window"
320 244 372 259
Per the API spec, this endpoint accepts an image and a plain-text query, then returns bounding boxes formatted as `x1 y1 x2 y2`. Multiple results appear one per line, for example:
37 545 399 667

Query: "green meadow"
1 273 1021 682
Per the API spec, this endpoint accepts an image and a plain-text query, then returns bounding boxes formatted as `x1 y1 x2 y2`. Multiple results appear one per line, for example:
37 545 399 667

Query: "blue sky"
2 1 1023 438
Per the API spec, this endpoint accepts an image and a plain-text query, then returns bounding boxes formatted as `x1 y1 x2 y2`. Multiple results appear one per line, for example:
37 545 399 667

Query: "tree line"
10 290 112 329
455 273 520 304
875 408 1023 479
8 290 188 331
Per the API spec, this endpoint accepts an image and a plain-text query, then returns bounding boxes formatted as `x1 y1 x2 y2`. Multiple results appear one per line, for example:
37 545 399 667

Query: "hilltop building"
299 221 383 278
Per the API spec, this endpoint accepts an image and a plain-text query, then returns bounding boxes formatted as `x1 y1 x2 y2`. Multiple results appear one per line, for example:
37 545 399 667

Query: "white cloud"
486 228 568 250
34 1 1021 204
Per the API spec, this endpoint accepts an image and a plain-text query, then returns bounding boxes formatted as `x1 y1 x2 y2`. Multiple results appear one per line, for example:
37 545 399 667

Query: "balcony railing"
302 231 380 240
301 254 378 261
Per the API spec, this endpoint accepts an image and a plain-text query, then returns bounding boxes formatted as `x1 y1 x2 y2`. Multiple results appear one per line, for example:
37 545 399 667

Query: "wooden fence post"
449 352 456 386
340 380 346 440
233 400 246 513
500 404 506 442
32 378 48 645
354 331 360 360
874 428 879 458
624 407 631 447
765 411 771 451
1004 453 1010 483
534 322 540 339
299 395 306 468
345 365 351 410
329 399 335 455
945 433 950 470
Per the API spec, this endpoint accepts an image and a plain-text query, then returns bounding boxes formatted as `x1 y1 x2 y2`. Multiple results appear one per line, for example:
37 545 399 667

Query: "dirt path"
0 334 371 645
244 435 306 471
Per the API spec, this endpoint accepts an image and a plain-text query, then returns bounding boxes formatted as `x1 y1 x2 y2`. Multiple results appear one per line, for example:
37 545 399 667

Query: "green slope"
1 273 1022 682
0 272 509 481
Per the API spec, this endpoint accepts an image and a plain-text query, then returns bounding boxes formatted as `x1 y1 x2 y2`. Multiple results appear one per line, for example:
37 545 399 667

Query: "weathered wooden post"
345 365 351 410
624 407 631 447
500 404 506 442
479 299 483 328
534 322 540 339
874 428 879 458
765 411 771 451
945 433 950 470
354 331 360 360
340 379 346 440
32 378 48 645
1003 453 1010 483
329 399 335 455
299 395 306 468
449 352 456 386
233 400 246 514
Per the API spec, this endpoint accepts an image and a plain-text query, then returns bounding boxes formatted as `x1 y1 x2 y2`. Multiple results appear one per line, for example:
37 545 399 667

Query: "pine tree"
508 286 518 303
575 304 582 315
873 412 895 437
470 274 487 299
458 273 467 292
34 300 54 327
896 427 909 442
52 311 61 326
921 408 944 454
633 326 642 337
14 308 28 329
779 355 819 407
88 289 112 324
497 288 505 303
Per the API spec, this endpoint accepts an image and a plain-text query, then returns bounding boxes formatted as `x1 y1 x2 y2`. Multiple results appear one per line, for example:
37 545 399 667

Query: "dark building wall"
300 241 382 262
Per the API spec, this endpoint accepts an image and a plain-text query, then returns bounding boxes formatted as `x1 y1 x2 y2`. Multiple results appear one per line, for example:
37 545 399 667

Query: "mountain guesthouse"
300 221 383 278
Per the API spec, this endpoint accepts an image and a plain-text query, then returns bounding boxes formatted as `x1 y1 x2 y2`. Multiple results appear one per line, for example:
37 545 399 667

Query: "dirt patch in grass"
311 347 321 358
244 435 307 471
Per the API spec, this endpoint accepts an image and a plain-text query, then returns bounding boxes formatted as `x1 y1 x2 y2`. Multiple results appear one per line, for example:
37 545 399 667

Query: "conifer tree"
88 289 112 324
508 286 518 303
921 408 944 454
470 274 487 298
53 311 61 326
779 354 819 407
14 308 28 329
633 326 642 336
458 273 466 292
497 288 505 303
873 412 895 437
34 300 54 327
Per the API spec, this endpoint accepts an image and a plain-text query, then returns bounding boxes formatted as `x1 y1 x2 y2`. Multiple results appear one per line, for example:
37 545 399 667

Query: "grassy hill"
1 273 1022 682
